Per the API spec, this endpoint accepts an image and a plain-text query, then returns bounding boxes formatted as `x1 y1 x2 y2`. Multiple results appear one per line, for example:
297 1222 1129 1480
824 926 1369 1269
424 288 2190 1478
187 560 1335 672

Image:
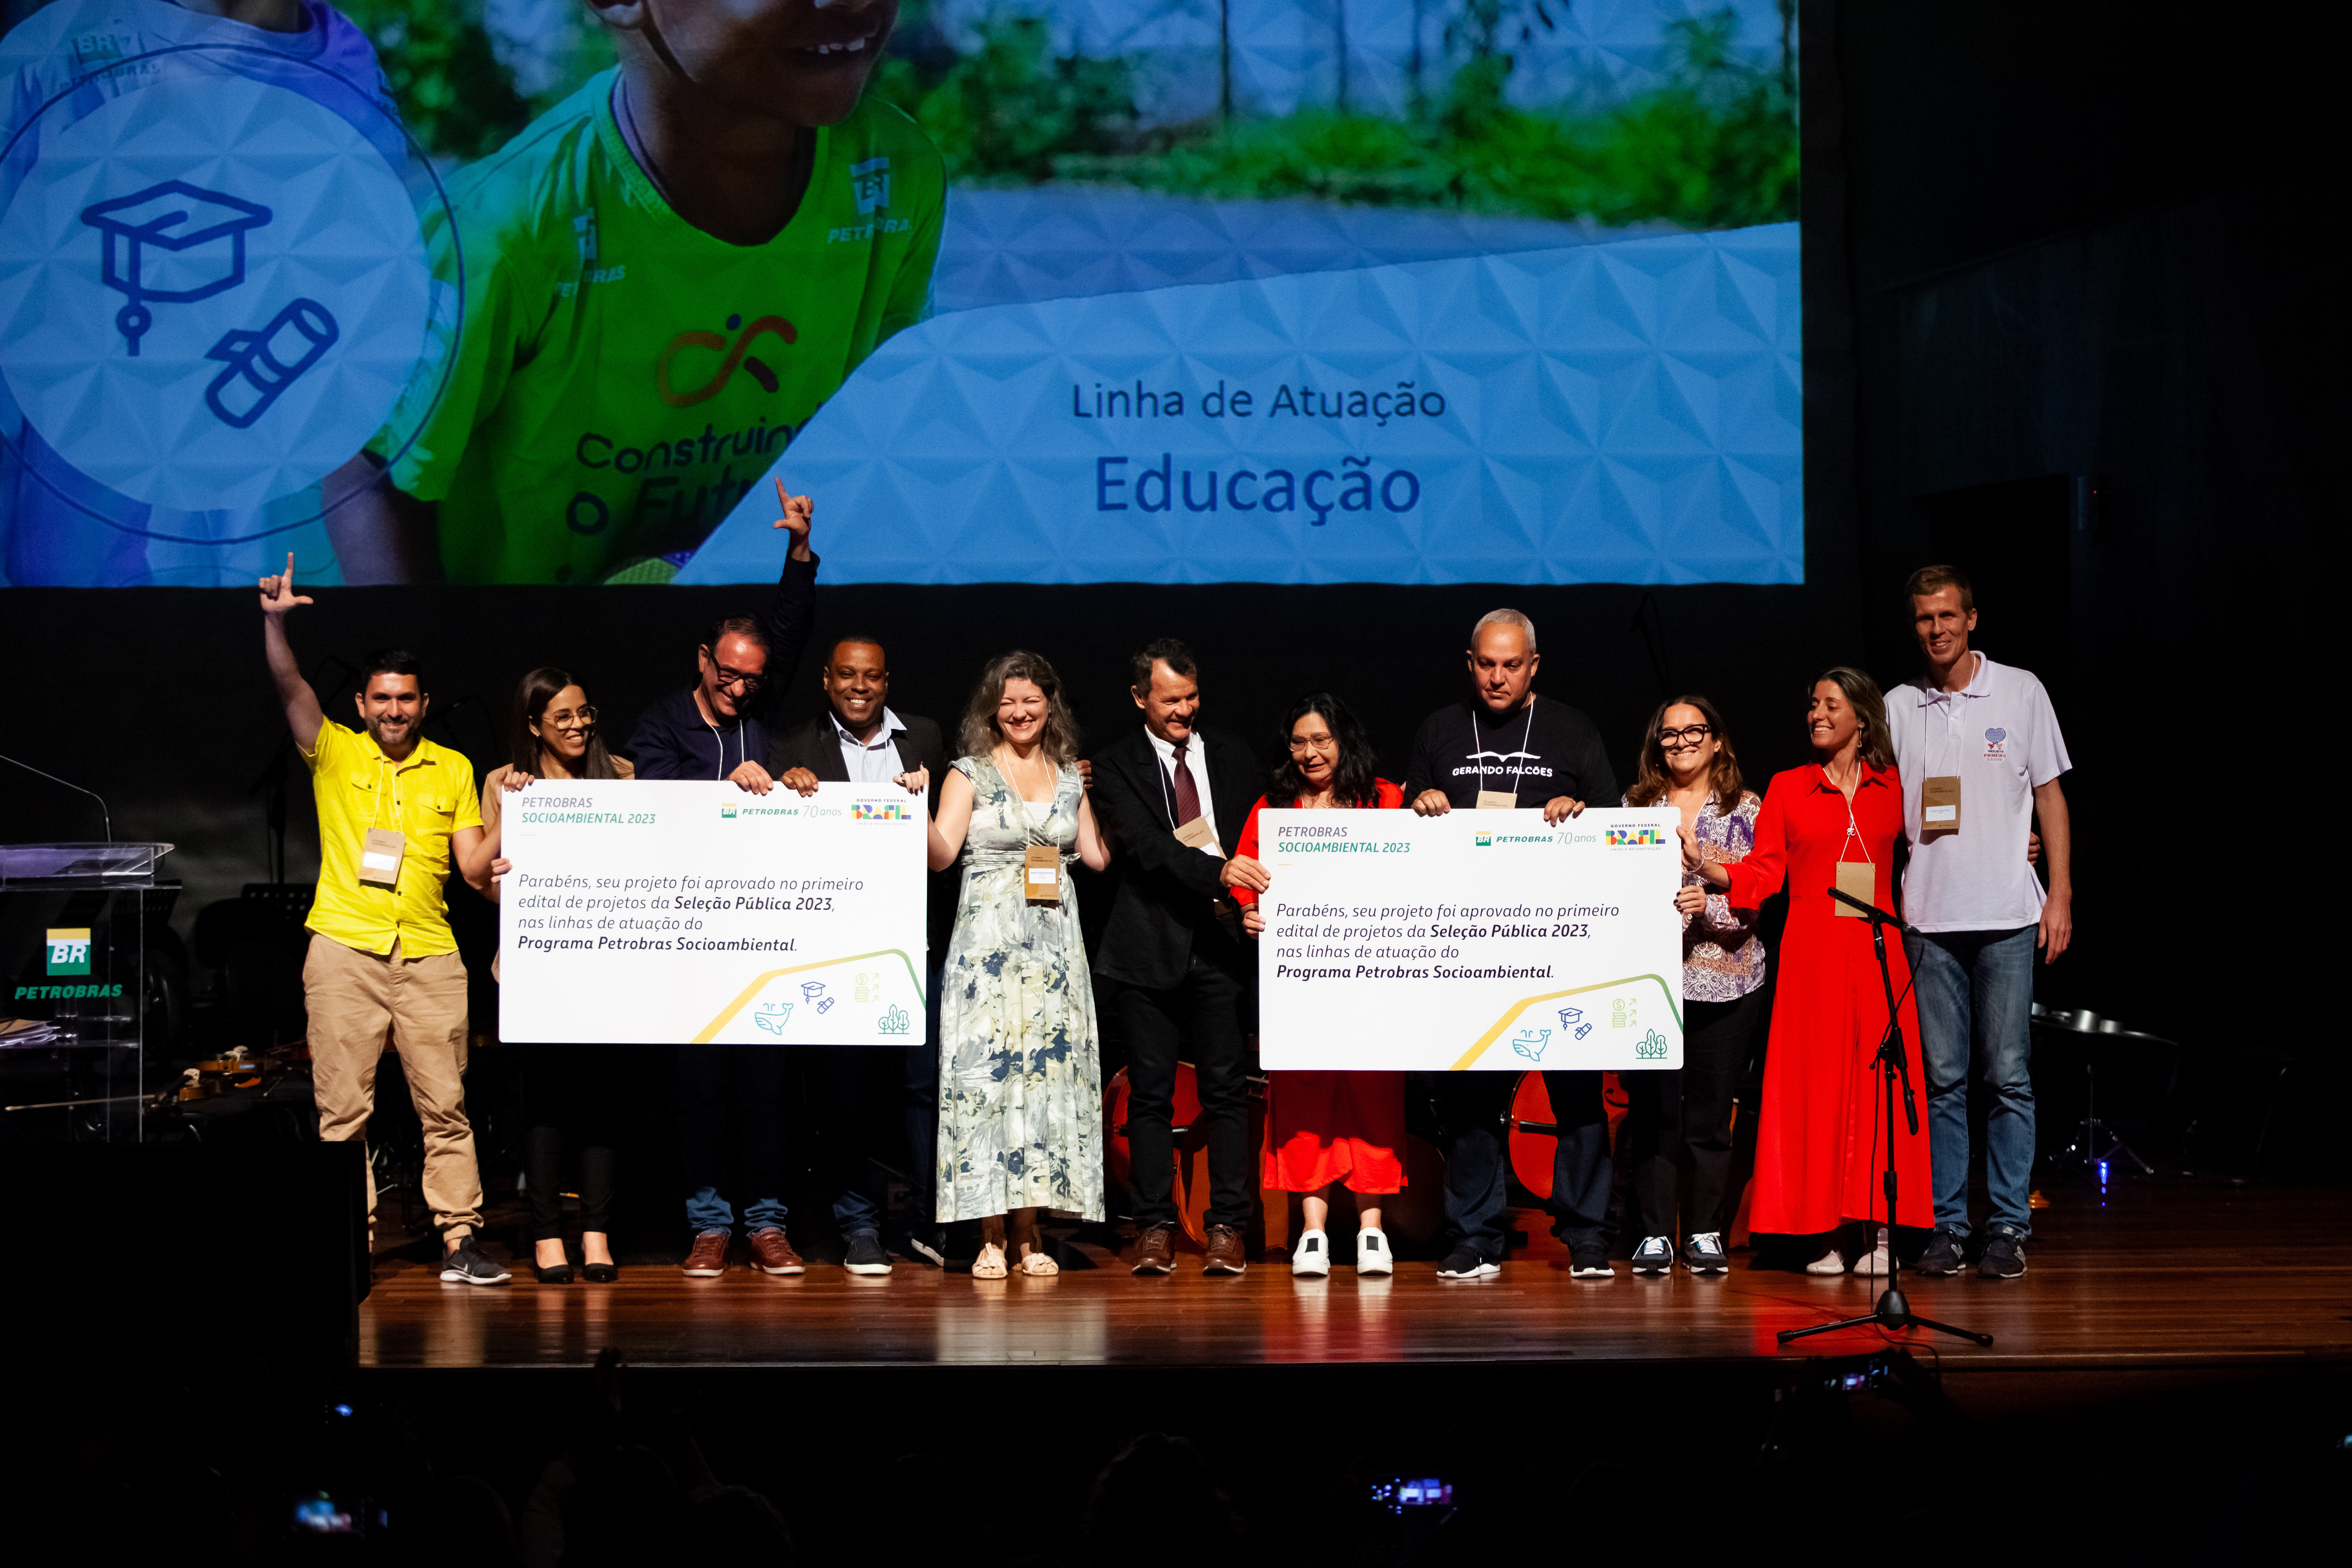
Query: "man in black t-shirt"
1404 608 1621 1281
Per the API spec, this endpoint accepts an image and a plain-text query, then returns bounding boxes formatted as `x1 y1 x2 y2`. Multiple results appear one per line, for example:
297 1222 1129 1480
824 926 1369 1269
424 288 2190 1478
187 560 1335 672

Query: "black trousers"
1624 989 1764 1242
675 1044 789 1235
1426 1069 1610 1260
520 1045 623 1241
1115 945 1254 1230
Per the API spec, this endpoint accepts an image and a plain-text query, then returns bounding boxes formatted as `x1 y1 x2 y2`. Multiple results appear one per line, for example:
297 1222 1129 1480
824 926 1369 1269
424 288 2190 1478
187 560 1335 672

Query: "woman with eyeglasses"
1683 668 1932 1276
480 667 634 1282
1620 696 1764 1276
1226 693 1408 1277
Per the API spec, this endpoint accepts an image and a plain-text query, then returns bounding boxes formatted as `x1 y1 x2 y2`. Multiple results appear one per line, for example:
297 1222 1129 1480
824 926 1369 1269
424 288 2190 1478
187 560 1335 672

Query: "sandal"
972 1242 1008 1279
1017 1245 1059 1277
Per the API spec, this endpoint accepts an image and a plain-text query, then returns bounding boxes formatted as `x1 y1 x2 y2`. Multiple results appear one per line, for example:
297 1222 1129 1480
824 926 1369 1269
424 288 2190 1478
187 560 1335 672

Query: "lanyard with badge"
1156 744 1222 854
1474 704 1537 810
1000 753 1065 906
1919 656 1975 842
1826 766 1876 917
358 755 406 891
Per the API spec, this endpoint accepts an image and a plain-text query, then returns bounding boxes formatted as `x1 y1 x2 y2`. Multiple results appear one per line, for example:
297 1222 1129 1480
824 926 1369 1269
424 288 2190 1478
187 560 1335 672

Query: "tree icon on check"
877 1005 911 1036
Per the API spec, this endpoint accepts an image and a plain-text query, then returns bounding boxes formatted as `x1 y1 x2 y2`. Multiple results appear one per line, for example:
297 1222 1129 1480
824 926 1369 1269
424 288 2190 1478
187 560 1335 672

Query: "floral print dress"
935 754 1104 1222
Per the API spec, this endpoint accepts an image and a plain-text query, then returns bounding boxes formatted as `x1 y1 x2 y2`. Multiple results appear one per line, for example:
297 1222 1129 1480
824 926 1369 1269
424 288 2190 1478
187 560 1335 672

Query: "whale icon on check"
1512 1028 1552 1061
753 1003 793 1036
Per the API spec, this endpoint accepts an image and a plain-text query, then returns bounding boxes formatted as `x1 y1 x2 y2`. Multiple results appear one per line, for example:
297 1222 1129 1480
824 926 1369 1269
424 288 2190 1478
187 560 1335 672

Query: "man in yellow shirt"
259 554 510 1284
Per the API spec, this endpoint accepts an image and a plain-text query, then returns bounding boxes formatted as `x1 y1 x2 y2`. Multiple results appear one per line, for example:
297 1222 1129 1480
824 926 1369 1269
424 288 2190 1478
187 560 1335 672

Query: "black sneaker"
1917 1226 1968 1277
1436 1248 1500 1279
1978 1226 2027 1280
900 1225 947 1268
1683 1232 1731 1273
843 1231 893 1276
439 1238 511 1287
1569 1241 1614 1279
1629 1235 1674 1274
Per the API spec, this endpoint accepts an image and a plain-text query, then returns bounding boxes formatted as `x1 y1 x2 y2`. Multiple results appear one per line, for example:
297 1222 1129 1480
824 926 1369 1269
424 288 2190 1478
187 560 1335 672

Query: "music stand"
1779 886 1990 1348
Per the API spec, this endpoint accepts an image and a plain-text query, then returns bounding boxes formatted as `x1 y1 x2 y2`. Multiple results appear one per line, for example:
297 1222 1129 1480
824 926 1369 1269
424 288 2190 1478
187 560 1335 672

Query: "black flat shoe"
580 1262 619 1282
533 1262 575 1284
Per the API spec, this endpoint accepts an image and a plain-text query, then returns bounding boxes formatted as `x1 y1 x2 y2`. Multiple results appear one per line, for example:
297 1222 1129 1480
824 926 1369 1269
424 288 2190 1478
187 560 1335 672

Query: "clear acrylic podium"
1 842 174 1141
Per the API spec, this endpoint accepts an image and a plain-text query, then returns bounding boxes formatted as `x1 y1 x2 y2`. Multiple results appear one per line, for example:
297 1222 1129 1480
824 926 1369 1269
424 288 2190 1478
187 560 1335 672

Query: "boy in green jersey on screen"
326 0 943 583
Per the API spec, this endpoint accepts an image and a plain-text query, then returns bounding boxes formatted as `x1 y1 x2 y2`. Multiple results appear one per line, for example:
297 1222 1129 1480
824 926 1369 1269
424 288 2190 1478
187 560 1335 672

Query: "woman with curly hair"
924 652 1113 1278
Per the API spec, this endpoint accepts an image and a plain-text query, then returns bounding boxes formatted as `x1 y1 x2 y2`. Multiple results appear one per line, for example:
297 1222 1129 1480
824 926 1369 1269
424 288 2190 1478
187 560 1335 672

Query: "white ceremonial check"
1255 807 1684 1071
499 781 927 1045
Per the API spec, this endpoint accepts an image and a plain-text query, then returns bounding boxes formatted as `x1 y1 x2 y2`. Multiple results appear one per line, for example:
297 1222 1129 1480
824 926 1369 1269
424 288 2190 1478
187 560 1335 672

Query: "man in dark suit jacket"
771 635 951 1273
1088 639 1268 1276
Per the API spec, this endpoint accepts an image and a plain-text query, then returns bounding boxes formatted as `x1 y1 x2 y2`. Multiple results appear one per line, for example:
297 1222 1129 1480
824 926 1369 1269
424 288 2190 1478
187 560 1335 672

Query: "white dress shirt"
832 707 906 783
1144 726 1222 853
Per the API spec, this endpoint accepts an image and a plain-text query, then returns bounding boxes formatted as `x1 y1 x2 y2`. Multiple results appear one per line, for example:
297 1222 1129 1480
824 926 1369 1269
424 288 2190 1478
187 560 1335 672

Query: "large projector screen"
0 0 1799 588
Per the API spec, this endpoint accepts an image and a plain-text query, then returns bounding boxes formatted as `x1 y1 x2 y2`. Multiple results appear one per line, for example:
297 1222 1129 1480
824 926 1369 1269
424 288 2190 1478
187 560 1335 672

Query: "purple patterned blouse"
1628 788 1768 1003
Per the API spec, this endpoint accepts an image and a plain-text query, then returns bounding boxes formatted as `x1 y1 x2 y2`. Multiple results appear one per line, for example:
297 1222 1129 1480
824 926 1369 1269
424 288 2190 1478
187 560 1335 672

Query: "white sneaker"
1630 1235 1675 1274
1356 1227 1394 1276
1292 1228 1330 1276
1852 1225 1892 1276
1805 1248 1849 1276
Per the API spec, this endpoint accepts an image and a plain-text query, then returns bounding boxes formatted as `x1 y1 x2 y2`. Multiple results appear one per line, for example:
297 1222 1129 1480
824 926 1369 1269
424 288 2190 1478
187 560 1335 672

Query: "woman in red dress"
1228 693 1408 1277
1685 667 1930 1275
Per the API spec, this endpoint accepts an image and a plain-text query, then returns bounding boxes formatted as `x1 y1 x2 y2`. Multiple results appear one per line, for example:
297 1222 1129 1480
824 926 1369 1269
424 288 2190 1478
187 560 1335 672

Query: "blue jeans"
1426 1070 1610 1261
1904 925 2037 1238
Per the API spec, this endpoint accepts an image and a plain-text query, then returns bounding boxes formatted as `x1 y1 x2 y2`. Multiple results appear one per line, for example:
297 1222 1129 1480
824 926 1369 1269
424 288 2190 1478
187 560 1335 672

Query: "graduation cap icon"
80 180 273 356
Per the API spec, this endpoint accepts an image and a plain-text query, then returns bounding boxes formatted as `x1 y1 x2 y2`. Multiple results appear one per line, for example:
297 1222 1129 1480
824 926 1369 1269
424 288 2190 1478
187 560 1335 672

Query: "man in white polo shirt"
1887 565 2074 1281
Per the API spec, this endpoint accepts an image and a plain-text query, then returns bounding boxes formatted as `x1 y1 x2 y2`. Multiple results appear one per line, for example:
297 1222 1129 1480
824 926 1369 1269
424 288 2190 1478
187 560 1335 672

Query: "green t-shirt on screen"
375 68 944 584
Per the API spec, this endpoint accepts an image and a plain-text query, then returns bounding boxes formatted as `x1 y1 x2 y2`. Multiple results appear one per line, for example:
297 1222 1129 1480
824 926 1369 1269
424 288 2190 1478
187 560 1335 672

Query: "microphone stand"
1779 884 1990 1348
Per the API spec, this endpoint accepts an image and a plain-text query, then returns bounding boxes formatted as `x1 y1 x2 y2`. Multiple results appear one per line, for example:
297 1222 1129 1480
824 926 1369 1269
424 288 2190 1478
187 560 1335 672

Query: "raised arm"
928 768 975 872
756 483 819 717
257 552 324 753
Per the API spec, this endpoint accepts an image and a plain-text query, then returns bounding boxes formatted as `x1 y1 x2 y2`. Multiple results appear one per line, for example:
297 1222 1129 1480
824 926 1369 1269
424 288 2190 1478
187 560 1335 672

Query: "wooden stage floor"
357 1178 2352 1372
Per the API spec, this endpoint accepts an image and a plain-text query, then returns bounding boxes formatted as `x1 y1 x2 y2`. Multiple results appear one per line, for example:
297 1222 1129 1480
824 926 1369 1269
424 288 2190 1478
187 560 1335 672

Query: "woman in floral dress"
925 652 1112 1278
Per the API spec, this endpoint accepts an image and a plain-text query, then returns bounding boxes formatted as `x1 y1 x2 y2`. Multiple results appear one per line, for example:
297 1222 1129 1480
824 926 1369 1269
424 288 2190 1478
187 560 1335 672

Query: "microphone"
1827 885 1895 924
0 751 111 842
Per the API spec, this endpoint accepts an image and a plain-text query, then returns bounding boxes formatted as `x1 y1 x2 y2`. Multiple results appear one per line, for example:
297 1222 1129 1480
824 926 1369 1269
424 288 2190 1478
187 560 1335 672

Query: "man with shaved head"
1405 608 1621 1282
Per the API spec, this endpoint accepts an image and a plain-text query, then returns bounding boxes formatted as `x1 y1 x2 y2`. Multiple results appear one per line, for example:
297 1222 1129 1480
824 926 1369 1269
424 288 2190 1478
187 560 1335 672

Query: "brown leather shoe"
748 1228 805 1275
682 1230 730 1277
1130 1223 1177 1275
1203 1224 1248 1276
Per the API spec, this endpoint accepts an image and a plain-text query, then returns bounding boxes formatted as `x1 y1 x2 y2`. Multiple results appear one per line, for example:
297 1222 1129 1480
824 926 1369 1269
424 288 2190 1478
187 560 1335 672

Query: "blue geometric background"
681 220 1800 587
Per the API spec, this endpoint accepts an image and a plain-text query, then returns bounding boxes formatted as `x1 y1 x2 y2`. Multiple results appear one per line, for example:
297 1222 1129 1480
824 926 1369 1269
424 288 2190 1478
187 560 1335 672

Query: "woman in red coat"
1228 693 1408 1277
1684 667 1930 1275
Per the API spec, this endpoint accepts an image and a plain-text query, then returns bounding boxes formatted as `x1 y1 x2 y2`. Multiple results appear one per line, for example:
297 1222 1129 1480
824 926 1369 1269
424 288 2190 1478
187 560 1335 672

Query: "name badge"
1475 789 1518 810
1023 843 1062 905
1172 814 1220 854
360 826 406 892
1832 859 1875 917
1921 775 1961 840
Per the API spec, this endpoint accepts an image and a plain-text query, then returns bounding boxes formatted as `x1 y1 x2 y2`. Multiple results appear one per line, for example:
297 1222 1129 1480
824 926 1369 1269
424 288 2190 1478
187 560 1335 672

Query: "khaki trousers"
303 933 484 1240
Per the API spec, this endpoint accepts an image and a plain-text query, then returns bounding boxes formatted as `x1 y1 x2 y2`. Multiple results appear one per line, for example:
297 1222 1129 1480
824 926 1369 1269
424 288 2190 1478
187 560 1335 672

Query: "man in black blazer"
771 636 952 1273
1088 639 1268 1276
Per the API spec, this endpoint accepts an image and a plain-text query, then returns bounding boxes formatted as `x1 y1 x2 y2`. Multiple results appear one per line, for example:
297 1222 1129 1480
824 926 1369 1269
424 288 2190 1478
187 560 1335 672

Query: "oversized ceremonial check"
1256 807 1685 1071
499 781 926 1045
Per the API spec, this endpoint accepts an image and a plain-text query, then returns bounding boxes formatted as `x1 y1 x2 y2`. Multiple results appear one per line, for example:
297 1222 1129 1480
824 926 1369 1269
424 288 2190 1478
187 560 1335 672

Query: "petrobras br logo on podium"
0 51 437 517
45 928 91 976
